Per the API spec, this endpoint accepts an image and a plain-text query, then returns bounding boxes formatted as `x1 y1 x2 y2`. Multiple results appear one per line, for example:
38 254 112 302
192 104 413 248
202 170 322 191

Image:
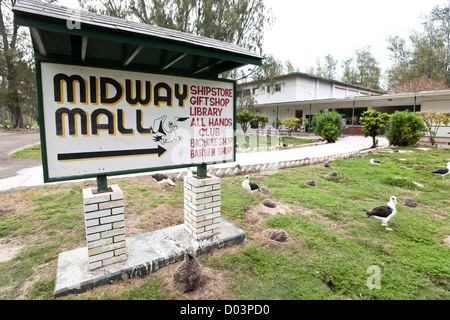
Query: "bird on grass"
363 196 398 231
187 167 197 177
431 162 450 180
173 250 203 293
370 159 382 164
280 138 287 148
241 175 270 199
151 173 176 191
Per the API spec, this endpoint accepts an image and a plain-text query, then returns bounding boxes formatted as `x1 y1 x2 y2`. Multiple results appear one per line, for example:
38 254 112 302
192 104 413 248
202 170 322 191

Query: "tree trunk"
8 105 25 130
429 133 436 146
371 135 377 148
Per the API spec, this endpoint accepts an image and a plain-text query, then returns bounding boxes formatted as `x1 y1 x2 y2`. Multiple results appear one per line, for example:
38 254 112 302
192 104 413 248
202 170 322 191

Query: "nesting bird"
324 171 338 180
151 173 176 191
173 251 203 293
242 175 270 199
370 159 382 164
431 162 450 180
262 198 276 208
363 196 398 231
270 229 289 242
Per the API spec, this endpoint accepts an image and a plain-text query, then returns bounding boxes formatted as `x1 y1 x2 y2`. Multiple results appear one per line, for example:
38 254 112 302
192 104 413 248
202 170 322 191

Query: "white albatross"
241 175 270 199
370 159 382 164
151 173 176 191
432 162 450 180
242 175 260 199
363 196 398 231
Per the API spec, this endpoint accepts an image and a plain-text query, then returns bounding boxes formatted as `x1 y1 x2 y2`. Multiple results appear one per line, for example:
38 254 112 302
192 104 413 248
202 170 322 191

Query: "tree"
0 0 36 130
384 111 426 146
284 60 299 74
386 36 415 87
236 109 255 134
388 78 450 93
386 2 450 86
311 109 342 143
360 110 390 148
80 0 281 86
342 46 381 90
417 111 450 145
430 2 450 84
245 54 284 92
307 54 338 80
281 117 300 136
251 112 268 129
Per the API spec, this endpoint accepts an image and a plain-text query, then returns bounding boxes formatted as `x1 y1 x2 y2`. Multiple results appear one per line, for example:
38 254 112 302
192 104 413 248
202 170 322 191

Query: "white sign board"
39 63 235 181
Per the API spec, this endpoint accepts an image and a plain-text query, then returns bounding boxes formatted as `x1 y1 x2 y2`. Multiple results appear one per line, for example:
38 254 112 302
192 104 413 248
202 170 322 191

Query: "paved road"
0 132 41 180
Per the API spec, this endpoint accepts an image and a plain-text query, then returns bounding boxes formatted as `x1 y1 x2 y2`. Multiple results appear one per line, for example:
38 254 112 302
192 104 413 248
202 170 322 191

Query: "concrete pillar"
82 184 127 270
183 175 221 240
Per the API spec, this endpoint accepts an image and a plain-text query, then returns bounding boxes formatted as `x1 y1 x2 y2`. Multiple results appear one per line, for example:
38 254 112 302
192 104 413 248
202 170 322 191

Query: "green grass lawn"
9 144 42 159
0 146 449 300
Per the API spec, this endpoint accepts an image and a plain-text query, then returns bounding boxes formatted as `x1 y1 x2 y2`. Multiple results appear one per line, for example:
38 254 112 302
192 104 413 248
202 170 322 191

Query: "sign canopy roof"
13 0 262 78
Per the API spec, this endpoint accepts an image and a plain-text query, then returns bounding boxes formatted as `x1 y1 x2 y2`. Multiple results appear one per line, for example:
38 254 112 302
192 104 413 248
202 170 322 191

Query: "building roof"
13 0 262 78
247 88 450 109
239 71 386 95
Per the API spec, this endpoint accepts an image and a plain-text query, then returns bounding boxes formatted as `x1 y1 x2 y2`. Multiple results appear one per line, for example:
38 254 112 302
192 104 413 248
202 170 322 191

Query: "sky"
263 0 449 77
62 0 449 86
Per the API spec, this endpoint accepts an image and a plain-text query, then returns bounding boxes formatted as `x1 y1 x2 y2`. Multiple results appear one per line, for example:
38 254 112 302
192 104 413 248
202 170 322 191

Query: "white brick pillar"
183 175 221 240
82 184 127 270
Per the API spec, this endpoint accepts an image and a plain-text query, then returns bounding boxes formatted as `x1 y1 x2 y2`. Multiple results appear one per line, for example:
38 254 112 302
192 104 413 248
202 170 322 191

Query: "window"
335 107 368 125
274 83 282 92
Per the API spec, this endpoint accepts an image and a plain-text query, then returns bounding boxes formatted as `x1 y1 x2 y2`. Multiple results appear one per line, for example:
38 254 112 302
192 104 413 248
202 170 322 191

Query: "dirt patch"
0 191 34 216
155 262 234 300
126 204 184 236
0 209 9 217
431 214 447 221
244 200 295 228
74 256 235 300
0 241 24 263
416 148 432 151
443 235 450 248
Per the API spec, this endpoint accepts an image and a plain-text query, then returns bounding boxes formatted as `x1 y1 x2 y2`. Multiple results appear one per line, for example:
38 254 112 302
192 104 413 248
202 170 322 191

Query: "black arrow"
57 145 167 161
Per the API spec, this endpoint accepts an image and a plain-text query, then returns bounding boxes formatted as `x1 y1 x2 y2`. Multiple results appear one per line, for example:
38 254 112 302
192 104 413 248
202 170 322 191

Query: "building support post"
309 103 312 132
351 100 355 136
197 163 207 178
96 175 109 193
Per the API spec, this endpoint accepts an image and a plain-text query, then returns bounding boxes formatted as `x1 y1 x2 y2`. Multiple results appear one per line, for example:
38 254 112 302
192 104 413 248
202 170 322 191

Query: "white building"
237 72 450 139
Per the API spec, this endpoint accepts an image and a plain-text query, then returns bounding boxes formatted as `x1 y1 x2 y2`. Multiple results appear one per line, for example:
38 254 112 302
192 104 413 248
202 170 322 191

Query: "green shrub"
311 109 342 143
282 117 301 136
236 109 255 134
360 110 390 148
384 111 425 146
